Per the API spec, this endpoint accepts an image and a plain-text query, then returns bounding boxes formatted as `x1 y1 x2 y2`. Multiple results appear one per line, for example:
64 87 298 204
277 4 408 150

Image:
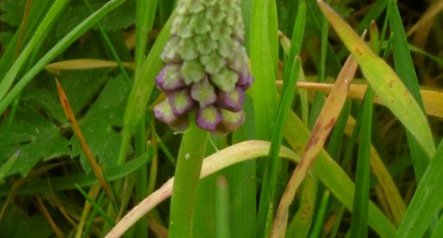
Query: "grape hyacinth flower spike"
154 0 253 132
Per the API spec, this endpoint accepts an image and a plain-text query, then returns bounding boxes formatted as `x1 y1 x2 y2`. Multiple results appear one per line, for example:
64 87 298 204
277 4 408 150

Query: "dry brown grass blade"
295 81 443 119
46 59 135 74
36 196 64 238
407 0 443 36
55 79 115 202
271 54 359 238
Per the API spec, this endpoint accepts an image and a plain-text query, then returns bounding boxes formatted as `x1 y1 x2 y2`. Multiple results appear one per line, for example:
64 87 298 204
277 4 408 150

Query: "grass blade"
106 140 298 238
0 0 69 100
272 54 358 237
0 0 127 115
55 80 114 201
283 112 397 237
117 17 171 164
349 89 374 238
250 0 280 235
396 141 443 238
317 0 436 158
258 1 306 236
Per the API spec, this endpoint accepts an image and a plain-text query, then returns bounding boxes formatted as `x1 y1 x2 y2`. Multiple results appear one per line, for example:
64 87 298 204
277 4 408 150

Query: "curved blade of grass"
317 0 436 158
117 17 171 164
0 0 127 115
105 140 299 238
395 141 443 238
0 0 69 101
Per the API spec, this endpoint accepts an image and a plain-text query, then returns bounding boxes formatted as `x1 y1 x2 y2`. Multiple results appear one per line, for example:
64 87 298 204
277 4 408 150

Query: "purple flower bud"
191 78 217 108
168 89 195 115
237 71 253 90
153 99 177 124
216 87 244 112
155 0 252 133
196 106 222 131
156 64 186 91
217 109 245 132
154 100 189 130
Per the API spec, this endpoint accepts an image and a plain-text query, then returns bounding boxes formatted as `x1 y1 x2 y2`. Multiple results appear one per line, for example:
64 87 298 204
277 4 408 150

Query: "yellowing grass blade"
105 140 298 238
317 0 435 158
45 59 135 74
295 81 443 119
272 54 358 238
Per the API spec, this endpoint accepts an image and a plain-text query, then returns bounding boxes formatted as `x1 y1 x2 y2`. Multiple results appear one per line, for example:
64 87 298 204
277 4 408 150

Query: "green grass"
1 0 442 237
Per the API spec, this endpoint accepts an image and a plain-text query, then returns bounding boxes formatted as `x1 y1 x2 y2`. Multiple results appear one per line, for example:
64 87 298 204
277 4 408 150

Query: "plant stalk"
169 119 208 238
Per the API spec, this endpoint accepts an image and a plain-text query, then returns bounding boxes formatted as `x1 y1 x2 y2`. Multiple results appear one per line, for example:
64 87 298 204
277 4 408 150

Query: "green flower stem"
169 118 208 238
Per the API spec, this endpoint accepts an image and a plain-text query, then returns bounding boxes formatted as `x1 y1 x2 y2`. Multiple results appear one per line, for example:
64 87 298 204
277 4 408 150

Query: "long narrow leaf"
396 141 443 238
317 0 435 158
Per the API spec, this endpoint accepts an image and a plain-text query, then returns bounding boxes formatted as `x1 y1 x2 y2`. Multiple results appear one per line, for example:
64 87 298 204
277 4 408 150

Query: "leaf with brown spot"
272 53 359 238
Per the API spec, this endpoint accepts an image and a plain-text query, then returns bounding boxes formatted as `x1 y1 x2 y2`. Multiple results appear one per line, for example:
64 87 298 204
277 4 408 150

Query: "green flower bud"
154 0 253 133
210 67 238 92
191 78 217 107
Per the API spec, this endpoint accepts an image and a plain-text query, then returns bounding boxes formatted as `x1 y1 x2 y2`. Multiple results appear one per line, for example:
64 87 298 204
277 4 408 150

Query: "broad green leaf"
317 0 435 158
56 0 135 37
22 70 110 123
0 106 69 177
71 74 131 171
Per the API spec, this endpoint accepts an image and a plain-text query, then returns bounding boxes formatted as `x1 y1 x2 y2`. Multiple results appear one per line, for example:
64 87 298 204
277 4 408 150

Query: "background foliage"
0 0 442 237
